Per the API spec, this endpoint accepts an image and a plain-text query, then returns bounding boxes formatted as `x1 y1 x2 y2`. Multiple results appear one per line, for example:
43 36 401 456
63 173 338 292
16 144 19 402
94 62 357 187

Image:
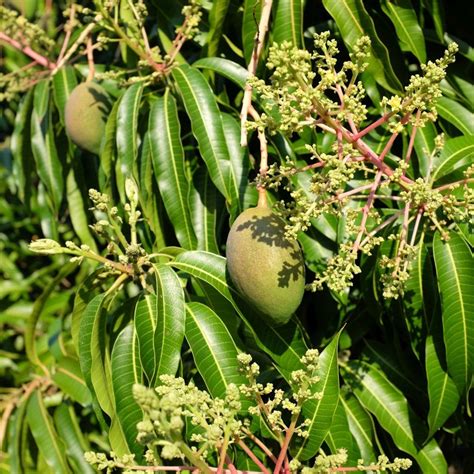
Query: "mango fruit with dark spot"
65 82 111 155
226 206 305 325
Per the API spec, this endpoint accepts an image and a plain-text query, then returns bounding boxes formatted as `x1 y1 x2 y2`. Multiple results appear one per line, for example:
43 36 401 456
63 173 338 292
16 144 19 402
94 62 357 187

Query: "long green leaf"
52 66 77 124
190 167 221 253
26 262 77 371
7 396 29 474
363 340 427 403
116 83 143 180
433 231 474 393
31 79 64 212
11 89 34 205
194 58 249 88
291 333 340 460
148 91 197 249
170 251 308 372
99 99 120 195
111 324 143 457
26 391 71 474
53 404 95 474
325 400 360 466
339 391 377 463
172 64 238 206
322 0 403 92
222 113 249 211
272 0 302 47
412 121 436 178
381 0 426 63
344 360 447 472
242 0 261 64
207 0 231 57
431 135 474 182
66 160 98 252
78 294 114 415
52 356 92 406
437 97 474 136
185 302 248 402
425 335 460 439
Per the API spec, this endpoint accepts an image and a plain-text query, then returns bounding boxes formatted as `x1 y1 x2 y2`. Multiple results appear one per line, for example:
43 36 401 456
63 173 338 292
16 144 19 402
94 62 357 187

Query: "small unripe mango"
226 206 305 325
65 82 111 155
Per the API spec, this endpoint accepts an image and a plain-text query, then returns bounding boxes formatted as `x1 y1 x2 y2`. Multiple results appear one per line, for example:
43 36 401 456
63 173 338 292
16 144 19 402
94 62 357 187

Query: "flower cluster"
248 32 472 298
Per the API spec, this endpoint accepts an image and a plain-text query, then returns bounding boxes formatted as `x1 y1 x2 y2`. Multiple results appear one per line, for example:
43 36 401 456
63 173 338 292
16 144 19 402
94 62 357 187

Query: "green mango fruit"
226 206 305 325
64 82 111 155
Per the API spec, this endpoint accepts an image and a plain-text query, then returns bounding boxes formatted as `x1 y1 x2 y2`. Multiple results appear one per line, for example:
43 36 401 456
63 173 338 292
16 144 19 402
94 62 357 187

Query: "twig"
57 4 76 63
236 439 271 474
0 32 56 69
240 0 273 146
52 21 97 74
248 105 269 206
273 418 297 474
86 36 95 81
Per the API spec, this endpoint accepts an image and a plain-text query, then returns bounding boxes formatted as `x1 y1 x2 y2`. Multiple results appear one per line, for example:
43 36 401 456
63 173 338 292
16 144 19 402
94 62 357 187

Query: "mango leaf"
71 270 103 354
322 0 403 92
412 121 436 178
273 0 303 47
52 356 91 406
381 0 426 63
339 391 377 463
53 404 95 474
52 66 77 124
66 160 98 252
31 79 64 212
222 112 249 212
26 262 77 372
425 335 460 439
170 250 308 372
135 265 185 385
344 360 447 472
242 0 261 63
207 0 231 57
99 99 120 195
291 333 340 460
7 396 29 474
148 91 197 249
116 83 143 181
424 0 445 41
194 57 249 88
431 135 474 182
433 232 474 394
26 391 71 474
325 399 360 466
111 324 144 458
403 239 438 356
190 167 221 253
78 293 114 416
185 302 249 406
172 64 239 207
11 89 34 205
363 340 427 404
138 128 167 249
437 97 474 136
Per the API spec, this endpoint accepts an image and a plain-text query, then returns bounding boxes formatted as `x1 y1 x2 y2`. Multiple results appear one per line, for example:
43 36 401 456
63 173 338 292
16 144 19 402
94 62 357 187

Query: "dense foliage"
0 0 473 472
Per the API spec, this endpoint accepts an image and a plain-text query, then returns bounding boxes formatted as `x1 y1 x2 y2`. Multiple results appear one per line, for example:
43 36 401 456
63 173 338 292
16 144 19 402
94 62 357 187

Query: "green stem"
177 441 213 474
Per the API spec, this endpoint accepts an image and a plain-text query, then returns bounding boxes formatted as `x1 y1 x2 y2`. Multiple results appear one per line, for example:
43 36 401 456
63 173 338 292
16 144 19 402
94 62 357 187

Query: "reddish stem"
0 32 56 69
350 111 394 141
273 419 296 474
237 439 271 474
242 429 278 464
